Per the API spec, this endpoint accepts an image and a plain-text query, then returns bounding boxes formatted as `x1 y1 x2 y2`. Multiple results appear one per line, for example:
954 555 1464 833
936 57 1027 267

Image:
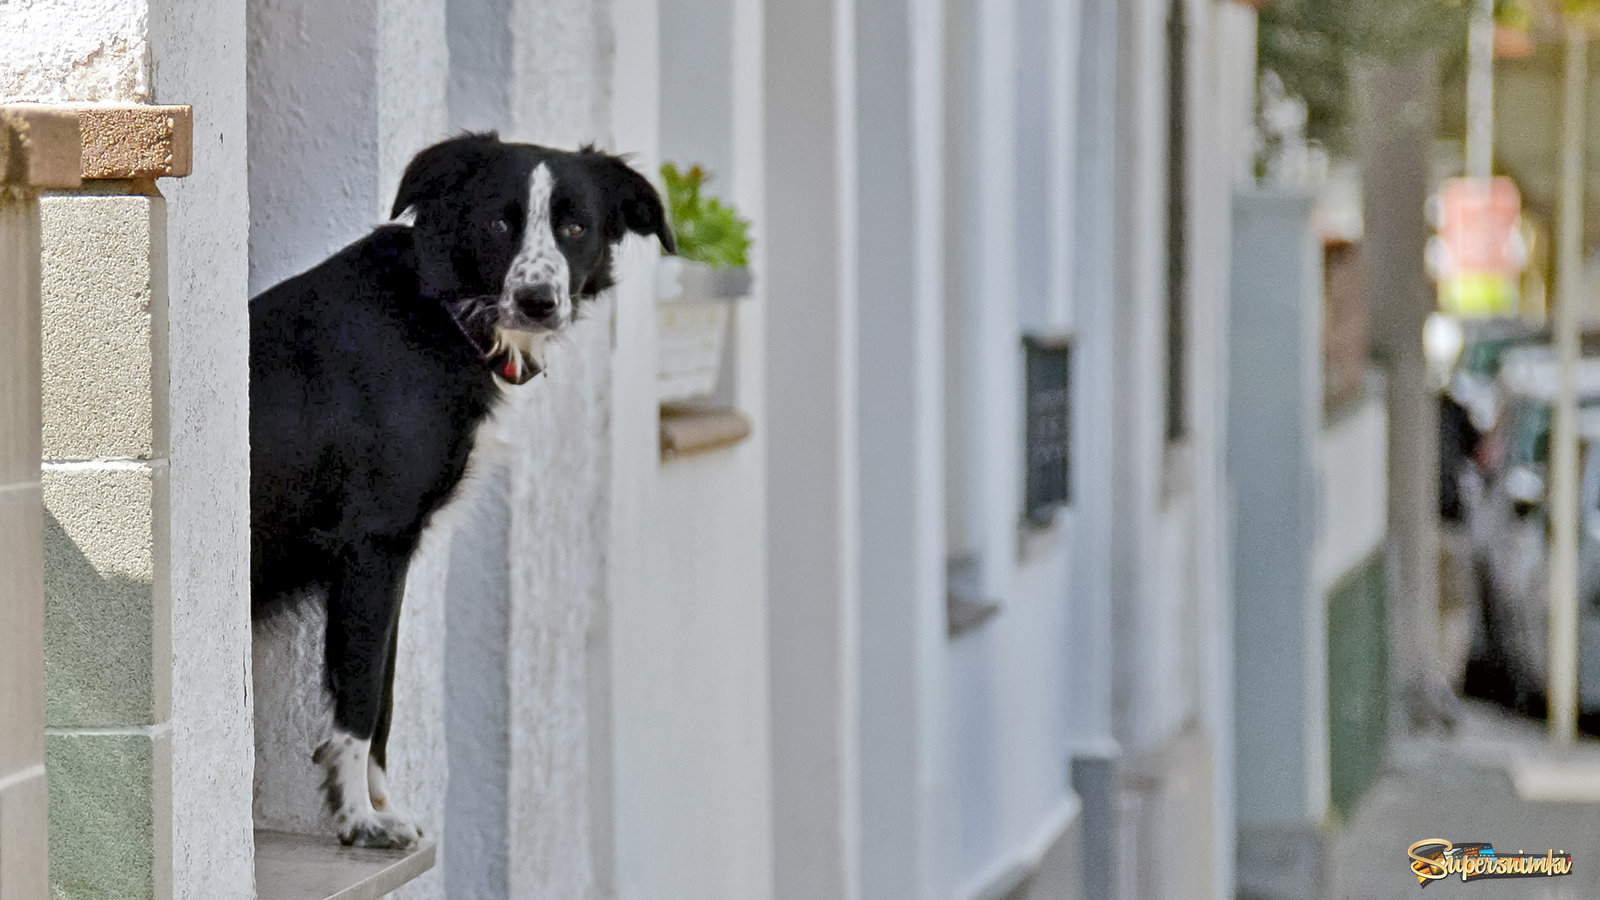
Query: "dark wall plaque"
1023 334 1072 525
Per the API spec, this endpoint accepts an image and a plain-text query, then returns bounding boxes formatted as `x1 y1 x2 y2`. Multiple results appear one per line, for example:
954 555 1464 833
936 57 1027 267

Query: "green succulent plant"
660 162 752 269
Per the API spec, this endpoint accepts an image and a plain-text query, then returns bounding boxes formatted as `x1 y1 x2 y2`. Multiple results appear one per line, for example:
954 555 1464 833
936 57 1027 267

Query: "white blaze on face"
502 162 572 328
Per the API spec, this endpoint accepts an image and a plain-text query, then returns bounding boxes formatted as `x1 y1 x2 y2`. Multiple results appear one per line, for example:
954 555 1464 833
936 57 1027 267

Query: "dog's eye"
558 222 585 240
488 219 510 235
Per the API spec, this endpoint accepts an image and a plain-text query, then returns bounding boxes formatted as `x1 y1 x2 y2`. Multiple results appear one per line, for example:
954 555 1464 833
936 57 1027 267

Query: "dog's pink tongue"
502 359 518 380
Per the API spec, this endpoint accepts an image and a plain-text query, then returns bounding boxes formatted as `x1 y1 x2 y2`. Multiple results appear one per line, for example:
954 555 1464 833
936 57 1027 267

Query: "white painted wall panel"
0 0 150 102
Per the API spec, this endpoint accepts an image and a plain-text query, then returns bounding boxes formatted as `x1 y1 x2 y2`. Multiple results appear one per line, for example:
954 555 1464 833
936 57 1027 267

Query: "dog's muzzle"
510 284 562 328
442 294 546 385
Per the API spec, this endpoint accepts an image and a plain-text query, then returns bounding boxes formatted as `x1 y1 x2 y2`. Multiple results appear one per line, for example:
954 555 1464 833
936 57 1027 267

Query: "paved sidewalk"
1327 702 1600 900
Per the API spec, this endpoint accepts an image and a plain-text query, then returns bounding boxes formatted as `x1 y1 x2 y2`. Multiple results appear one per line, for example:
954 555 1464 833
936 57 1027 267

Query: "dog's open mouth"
443 295 549 385
488 327 549 384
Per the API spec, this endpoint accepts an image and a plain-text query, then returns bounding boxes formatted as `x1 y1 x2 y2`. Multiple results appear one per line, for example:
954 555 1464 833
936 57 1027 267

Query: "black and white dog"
249 134 674 848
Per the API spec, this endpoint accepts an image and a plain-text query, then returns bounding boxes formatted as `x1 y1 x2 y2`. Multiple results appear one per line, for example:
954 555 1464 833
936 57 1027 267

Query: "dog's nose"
513 284 559 322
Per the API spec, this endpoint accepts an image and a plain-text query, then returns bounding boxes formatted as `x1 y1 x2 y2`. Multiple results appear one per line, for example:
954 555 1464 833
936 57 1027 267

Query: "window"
1023 335 1073 525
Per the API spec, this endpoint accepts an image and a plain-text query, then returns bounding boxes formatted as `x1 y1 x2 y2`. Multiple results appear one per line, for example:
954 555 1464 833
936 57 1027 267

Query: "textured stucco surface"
147 0 257 893
246 0 381 294
488 5 613 897
45 729 166 900
251 602 336 836
508 0 613 148
0 0 150 103
504 321 611 900
377 0 449 213
41 465 161 727
442 458 513 900
445 0 512 133
39 194 159 461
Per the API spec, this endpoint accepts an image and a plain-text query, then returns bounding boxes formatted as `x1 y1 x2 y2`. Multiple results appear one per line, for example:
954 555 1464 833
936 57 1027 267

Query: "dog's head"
391 133 676 379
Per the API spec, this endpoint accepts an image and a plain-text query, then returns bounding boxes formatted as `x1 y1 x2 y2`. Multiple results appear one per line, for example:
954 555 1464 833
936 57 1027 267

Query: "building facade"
0 0 1265 898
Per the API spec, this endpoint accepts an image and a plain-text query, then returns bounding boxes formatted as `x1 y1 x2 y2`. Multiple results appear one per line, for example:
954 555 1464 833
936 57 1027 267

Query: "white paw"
336 806 423 850
314 729 419 849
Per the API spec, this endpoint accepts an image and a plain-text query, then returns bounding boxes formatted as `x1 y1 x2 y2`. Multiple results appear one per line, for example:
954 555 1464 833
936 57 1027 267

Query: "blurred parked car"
1467 349 1600 714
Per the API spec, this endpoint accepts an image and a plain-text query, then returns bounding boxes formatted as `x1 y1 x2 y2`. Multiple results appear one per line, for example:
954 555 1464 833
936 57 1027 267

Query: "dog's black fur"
249 133 673 846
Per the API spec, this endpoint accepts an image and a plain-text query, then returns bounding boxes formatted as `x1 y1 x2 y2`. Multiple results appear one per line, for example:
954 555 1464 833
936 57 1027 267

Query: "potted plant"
656 162 753 403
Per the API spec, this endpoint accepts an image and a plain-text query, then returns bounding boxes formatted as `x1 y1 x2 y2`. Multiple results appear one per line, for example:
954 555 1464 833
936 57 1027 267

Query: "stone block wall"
5 3 255 889
39 189 173 900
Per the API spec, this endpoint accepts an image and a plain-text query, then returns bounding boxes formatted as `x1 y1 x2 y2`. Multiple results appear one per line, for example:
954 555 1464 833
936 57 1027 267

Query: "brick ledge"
1 104 192 183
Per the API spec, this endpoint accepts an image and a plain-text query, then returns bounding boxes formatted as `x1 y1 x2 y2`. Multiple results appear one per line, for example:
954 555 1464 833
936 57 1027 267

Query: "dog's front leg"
367 623 401 813
317 541 423 849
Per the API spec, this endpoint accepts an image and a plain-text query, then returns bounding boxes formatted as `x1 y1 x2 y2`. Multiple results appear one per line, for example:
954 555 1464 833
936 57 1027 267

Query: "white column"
146 4 255 896
855 0 952 895
607 0 778 896
498 2 614 897
764 0 862 894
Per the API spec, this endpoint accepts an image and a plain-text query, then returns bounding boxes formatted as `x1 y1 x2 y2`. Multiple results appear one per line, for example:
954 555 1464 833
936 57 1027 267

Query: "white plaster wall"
246 0 380 293
1067 0 1119 761
378 0 450 204
247 0 449 289
508 0 612 149
606 0 776 896
499 330 612 900
446 0 512 133
497 2 616 896
440 456 514 900
1229 189 1323 832
936 0 1086 895
764 0 863 896
147 0 257 894
1197 7 1257 895
1106 1 1255 896
435 3 517 897
0 0 150 102
1110 0 1181 759
854 0 956 894
658 0 732 176
1315 398 1388 592
1184 3 1255 895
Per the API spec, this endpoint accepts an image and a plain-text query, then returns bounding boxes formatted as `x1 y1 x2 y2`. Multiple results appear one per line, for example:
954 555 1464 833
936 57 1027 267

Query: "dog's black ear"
391 133 500 219
582 149 677 254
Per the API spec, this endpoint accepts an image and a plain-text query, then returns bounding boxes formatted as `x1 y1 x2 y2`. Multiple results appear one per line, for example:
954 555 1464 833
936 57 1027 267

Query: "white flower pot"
655 257 752 403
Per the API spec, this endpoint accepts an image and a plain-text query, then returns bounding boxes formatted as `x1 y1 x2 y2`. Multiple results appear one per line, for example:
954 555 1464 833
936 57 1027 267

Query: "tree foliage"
1257 0 1471 152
